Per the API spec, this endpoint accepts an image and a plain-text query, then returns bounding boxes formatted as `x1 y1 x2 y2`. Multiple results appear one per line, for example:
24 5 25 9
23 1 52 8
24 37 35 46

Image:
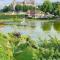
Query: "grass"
0 32 60 60
0 14 59 23
0 14 25 22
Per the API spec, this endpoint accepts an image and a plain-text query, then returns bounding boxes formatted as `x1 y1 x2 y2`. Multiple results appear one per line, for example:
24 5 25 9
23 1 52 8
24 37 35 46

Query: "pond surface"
0 20 60 41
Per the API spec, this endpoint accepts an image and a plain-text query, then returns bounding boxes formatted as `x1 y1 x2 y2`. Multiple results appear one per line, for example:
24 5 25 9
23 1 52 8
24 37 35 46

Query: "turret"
12 0 16 11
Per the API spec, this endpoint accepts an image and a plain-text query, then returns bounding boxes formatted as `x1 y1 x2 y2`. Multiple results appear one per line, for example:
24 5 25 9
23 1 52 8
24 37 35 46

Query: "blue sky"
0 0 60 9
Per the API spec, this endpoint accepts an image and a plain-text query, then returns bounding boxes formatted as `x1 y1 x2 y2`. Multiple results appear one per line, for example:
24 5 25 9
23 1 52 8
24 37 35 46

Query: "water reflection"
54 21 60 32
0 20 60 40
42 22 52 31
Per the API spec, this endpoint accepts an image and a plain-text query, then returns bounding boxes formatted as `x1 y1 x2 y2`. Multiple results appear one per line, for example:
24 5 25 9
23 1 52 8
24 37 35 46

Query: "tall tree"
39 0 53 13
52 2 60 15
2 6 11 12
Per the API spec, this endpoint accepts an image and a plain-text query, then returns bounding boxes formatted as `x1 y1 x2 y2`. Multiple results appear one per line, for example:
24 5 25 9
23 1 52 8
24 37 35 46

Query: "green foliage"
0 14 25 22
1 4 35 12
15 5 35 12
38 1 60 16
38 36 60 59
2 6 11 12
0 32 60 60
52 2 60 16
15 5 23 12
39 0 53 13
0 33 12 60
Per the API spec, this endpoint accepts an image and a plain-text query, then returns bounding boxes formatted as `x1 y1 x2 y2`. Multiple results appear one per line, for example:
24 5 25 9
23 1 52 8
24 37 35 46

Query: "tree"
40 0 53 13
15 5 35 12
57 4 60 16
23 5 35 12
2 6 11 12
52 2 60 16
15 5 23 12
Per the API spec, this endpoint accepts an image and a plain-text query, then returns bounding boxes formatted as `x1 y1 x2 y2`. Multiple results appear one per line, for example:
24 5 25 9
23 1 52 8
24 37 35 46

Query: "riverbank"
0 15 60 23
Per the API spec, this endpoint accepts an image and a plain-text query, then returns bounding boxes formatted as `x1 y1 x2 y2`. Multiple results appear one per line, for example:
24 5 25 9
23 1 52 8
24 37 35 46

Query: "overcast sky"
0 0 60 9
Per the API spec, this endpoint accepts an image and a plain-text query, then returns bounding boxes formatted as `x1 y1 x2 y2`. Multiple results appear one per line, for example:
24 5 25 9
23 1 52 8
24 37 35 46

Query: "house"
26 10 35 17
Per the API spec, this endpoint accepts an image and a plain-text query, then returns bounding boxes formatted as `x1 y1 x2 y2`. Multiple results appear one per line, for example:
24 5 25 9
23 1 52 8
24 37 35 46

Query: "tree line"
1 0 60 16
38 0 60 16
1 5 35 12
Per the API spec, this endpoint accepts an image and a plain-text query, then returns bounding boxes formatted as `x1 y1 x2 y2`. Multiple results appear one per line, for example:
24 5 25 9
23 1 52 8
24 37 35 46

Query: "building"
11 0 35 11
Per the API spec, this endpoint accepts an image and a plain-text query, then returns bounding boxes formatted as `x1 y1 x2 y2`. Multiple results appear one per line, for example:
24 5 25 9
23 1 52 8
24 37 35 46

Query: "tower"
12 0 16 11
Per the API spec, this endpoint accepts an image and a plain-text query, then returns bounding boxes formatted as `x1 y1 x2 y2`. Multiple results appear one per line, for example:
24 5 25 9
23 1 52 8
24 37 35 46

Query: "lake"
0 20 60 41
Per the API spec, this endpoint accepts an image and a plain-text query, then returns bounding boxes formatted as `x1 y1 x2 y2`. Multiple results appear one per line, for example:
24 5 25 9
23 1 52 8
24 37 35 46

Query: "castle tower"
12 0 16 11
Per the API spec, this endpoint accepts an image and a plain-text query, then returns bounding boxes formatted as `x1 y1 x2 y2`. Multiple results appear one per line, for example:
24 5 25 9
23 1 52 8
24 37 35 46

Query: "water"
0 20 60 40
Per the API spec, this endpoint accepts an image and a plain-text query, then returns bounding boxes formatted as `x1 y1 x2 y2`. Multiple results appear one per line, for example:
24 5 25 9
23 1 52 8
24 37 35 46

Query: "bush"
0 33 60 60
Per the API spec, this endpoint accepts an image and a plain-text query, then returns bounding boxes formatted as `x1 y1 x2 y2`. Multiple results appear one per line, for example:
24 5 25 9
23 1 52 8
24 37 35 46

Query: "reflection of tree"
54 21 60 31
42 22 51 31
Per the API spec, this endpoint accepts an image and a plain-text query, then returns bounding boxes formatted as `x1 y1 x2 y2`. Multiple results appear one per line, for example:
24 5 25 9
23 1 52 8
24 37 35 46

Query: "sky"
0 0 60 9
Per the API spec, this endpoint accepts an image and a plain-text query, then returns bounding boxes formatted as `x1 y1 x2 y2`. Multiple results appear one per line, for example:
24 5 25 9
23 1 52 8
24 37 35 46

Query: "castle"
16 0 35 6
12 0 35 11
